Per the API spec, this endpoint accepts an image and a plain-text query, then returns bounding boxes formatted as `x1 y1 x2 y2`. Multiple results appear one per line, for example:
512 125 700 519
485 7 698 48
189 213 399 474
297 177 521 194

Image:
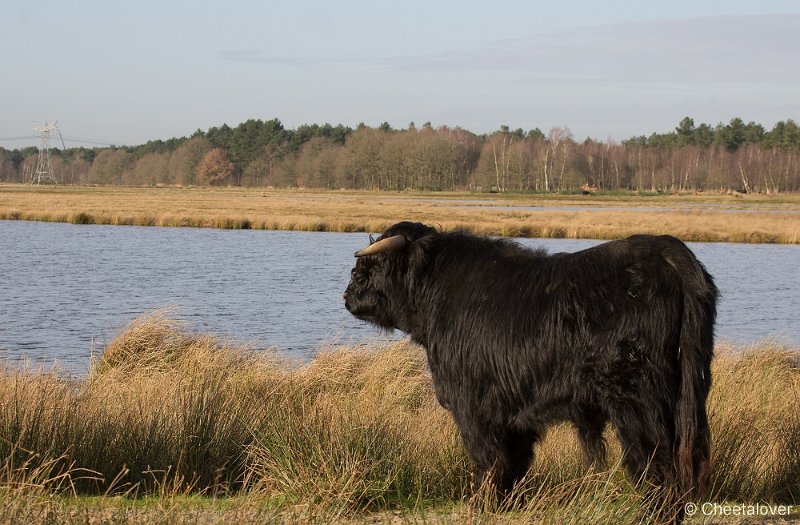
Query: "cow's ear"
407 235 431 267
404 236 431 291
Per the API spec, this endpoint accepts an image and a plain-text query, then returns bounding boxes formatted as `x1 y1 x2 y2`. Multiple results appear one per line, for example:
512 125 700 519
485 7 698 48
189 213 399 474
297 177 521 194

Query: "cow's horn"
354 235 407 257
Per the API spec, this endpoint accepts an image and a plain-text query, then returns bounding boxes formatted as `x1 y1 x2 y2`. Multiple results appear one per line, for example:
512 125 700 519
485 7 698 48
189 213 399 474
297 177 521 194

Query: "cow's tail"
673 247 718 499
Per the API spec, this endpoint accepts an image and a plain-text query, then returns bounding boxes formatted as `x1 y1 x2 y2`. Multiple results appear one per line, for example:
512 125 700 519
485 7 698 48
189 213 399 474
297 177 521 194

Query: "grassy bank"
1 184 799 243
0 313 798 523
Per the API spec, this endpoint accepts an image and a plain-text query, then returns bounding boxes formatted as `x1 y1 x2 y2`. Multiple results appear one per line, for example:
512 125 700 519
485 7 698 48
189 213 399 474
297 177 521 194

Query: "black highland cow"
344 221 717 510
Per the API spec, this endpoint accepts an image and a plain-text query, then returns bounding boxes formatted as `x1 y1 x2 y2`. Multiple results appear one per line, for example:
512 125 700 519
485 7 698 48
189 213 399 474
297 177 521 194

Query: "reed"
0 313 797 523
1 185 799 243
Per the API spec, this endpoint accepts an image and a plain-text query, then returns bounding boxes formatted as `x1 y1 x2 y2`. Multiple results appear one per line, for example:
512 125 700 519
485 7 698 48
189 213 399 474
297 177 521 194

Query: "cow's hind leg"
495 429 539 495
609 401 675 488
574 407 608 470
608 394 682 524
611 409 678 521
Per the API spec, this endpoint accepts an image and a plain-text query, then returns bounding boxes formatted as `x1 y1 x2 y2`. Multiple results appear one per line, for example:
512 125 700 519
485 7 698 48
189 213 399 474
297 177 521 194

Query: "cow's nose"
343 292 348 301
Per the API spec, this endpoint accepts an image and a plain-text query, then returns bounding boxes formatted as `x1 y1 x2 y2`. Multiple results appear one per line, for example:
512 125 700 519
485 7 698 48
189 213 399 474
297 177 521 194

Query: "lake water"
1 220 798 373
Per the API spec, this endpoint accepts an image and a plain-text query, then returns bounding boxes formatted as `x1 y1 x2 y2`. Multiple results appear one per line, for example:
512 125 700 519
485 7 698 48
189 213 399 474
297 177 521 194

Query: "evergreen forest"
2 117 799 193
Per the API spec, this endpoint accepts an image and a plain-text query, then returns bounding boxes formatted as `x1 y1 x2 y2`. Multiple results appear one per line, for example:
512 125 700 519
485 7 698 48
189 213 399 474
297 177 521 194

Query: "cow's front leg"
455 415 538 498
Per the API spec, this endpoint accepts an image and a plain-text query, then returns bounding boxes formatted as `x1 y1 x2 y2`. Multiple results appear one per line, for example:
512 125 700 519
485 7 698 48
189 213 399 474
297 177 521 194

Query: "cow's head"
344 221 436 332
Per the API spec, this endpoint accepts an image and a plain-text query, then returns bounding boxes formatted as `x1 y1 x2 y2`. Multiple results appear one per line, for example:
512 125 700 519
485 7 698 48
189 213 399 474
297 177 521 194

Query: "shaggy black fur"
344 221 717 509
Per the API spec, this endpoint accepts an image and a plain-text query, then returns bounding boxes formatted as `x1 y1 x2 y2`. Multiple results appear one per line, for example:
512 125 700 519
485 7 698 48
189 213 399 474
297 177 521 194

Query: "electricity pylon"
31 121 66 184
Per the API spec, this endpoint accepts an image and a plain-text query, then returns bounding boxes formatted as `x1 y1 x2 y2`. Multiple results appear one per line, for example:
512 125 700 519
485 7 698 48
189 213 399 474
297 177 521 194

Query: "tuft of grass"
0 312 798 523
707 342 800 502
67 211 93 224
246 346 470 512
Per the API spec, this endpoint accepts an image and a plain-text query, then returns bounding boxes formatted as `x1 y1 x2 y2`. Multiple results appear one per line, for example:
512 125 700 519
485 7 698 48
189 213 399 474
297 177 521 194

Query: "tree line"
2 117 799 193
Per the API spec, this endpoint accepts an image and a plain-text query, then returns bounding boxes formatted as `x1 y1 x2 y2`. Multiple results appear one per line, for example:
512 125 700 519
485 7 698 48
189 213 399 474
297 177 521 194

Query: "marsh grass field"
1 184 799 243
2 185 800 523
0 313 798 524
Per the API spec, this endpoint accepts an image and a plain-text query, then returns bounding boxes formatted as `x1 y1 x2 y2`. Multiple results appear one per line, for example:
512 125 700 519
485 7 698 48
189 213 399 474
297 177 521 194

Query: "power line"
0 136 37 141
61 136 118 147
0 136 119 148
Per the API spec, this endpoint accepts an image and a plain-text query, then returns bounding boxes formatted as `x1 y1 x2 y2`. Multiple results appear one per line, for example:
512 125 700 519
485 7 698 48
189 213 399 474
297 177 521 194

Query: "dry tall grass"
1 184 799 243
0 313 798 524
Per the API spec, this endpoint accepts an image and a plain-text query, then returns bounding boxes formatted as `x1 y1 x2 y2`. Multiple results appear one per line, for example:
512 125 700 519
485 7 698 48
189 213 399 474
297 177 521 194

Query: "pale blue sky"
1 1 798 148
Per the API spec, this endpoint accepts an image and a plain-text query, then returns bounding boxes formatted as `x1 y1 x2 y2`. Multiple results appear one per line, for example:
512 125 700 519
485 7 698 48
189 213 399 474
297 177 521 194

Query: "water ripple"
1 220 798 373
